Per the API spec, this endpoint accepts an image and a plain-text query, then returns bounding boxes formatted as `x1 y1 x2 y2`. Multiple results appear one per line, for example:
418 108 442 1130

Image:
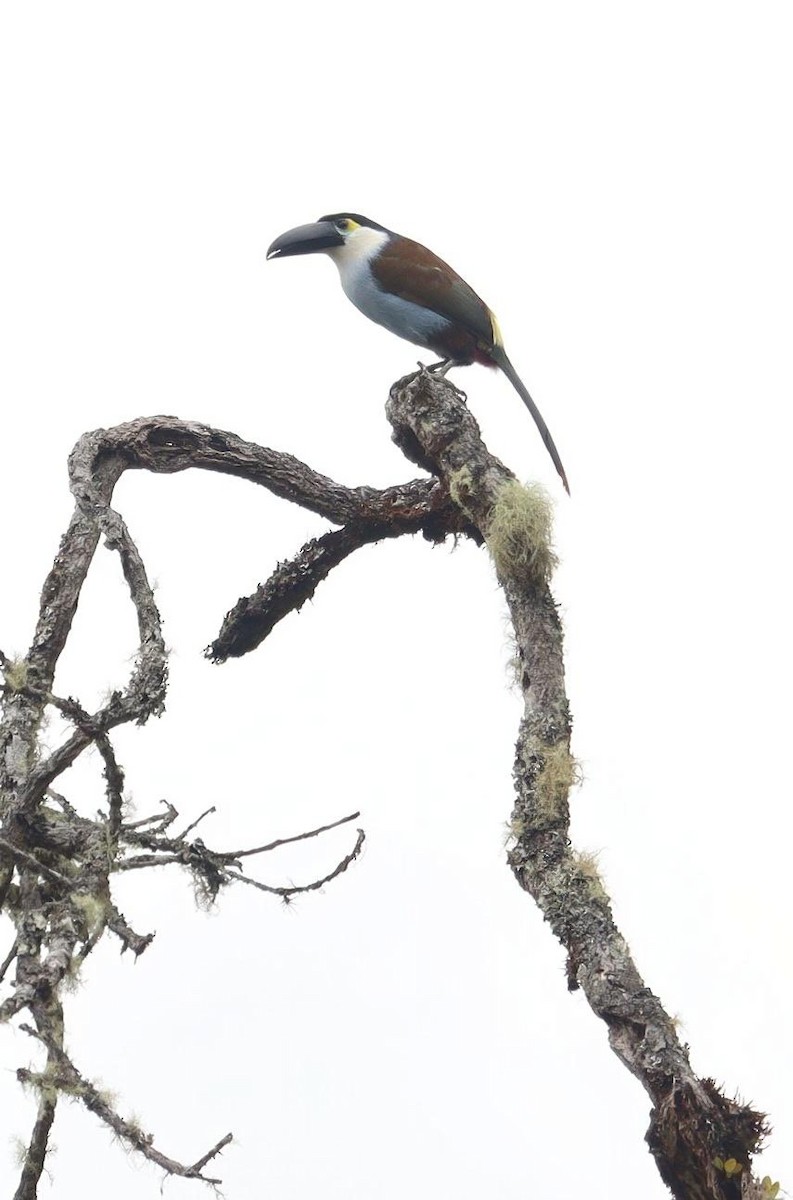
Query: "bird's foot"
425 358 455 376
415 360 468 403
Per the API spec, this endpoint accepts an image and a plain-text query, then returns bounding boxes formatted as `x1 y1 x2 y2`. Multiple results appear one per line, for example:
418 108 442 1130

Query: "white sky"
1 3 791 1197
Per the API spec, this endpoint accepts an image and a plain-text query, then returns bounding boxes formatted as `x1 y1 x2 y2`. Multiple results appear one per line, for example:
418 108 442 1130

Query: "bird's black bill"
266 221 344 259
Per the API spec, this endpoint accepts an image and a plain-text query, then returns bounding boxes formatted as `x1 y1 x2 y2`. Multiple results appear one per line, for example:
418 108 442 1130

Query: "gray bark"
0 388 773 1199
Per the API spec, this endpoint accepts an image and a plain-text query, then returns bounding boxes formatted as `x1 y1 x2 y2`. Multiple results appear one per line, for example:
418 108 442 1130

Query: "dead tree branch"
385 368 770 1200
18 1024 232 1185
1 396 777 1199
2 417 451 1196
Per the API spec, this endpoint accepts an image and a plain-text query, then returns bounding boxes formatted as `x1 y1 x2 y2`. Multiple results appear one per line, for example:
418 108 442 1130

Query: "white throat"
327 225 390 283
324 225 452 351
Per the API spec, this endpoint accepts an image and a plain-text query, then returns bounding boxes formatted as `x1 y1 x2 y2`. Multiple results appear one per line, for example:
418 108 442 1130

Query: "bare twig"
18 1026 231 1185
27 692 127 837
14 1087 57 1200
0 938 18 983
224 810 361 859
224 827 366 898
104 903 155 957
115 852 186 871
0 838 71 887
115 810 364 909
45 790 78 817
176 807 217 840
122 800 179 831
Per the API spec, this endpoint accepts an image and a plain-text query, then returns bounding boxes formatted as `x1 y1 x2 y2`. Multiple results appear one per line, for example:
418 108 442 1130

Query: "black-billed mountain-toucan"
267 213 569 494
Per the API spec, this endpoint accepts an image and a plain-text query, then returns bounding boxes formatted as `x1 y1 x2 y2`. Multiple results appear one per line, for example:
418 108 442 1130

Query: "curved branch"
71 416 441 525
3 416 412 1196
222 826 366 900
2 398 775 1200
386 368 769 1200
210 518 414 660
4 416 469 816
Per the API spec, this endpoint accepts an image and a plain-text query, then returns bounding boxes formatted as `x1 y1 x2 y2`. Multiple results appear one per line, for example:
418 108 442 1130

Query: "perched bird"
267 213 569 493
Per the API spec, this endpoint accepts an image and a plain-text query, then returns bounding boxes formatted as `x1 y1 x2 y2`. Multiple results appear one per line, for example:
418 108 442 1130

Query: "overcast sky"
1 3 791 1197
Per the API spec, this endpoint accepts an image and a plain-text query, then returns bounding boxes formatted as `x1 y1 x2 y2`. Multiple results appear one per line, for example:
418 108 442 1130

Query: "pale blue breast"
334 254 451 351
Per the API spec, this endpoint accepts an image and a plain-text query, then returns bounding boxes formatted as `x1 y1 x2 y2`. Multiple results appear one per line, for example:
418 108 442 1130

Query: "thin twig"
224 810 361 859
0 838 70 887
176 806 217 840
122 800 179 831
0 938 18 983
45 789 78 817
13 1086 58 1200
223 827 365 898
116 852 184 871
18 1027 231 1185
105 903 155 957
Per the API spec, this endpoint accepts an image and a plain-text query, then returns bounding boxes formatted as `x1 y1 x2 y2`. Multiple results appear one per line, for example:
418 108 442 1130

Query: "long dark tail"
489 345 570 495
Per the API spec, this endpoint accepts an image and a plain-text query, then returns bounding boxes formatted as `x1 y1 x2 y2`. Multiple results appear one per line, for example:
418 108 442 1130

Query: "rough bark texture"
1 393 775 1199
1 417 420 1195
386 369 770 1200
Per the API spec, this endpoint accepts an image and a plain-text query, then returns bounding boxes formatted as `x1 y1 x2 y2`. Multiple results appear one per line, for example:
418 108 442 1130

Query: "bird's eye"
335 218 350 233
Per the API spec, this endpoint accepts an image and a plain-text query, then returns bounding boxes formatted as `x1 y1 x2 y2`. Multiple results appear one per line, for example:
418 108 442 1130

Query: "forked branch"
0 390 776 1200
2 416 450 1196
386 369 770 1200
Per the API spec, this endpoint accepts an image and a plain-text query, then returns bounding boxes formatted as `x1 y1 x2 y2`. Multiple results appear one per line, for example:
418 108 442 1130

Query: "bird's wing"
374 236 497 348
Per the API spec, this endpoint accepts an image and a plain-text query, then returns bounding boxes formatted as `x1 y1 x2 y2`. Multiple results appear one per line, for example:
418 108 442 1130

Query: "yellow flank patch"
489 308 504 346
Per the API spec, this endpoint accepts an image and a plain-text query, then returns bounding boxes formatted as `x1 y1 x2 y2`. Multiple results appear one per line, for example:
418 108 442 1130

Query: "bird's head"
266 213 389 264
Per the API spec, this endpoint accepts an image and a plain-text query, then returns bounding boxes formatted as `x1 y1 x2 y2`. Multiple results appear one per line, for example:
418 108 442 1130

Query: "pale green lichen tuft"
22 1068 60 1104
504 815 527 844
1 658 29 691
72 893 108 936
96 1086 121 1110
533 740 579 818
507 652 521 687
63 960 84 993
448 465 477 515
485 479 557 586
11 1137 29 1169
572 849 609 903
